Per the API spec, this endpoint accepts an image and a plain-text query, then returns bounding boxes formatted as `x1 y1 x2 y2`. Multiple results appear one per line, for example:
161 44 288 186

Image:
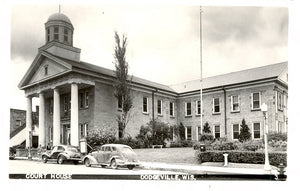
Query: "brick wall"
10 109 26 134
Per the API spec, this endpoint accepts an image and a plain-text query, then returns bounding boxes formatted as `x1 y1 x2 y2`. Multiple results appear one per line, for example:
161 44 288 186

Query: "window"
64 95 70 112
44 65 48 76
213 98 220 113
278 121 284 133
231 95 240 112
80 123 89 138
64 28 68 43
214 125 220 138
143 97 148 113
80 92 84 109
253 123 261 139
232 124 240 140
185 102 192 116
157 100 162 115
49 99 53 114
54 26 59 40
47 28 50 42
251 92 261 110
15 120 21 127
185 126 192 140
85 91 89 108
196 100 201 115
49 126 53 142
277 92 284 111
170 102 174 117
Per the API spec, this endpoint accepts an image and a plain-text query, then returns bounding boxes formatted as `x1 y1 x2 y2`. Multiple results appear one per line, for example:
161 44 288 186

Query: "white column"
71 83 79 146
26 96 32 148
53 88 61 146
38 92 46 147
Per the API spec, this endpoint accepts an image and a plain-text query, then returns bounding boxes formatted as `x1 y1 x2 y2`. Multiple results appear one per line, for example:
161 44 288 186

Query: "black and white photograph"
2 0 300 190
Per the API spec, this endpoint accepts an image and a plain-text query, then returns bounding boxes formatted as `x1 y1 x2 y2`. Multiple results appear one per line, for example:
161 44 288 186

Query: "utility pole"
198 6 204 140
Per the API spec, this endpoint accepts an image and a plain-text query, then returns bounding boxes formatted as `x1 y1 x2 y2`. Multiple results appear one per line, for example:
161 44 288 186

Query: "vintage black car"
41 145 82 164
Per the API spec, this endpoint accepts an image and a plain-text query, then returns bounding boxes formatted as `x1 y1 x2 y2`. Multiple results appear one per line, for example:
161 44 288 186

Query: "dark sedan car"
41 145 82 164
83 144 139 170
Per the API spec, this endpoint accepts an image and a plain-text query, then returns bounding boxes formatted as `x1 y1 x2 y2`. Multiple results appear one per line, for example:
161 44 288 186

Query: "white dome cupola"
45 13 74 46
40 12 81 62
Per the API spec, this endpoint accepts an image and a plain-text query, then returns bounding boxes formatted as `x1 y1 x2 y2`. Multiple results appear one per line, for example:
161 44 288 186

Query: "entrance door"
62 124 71 145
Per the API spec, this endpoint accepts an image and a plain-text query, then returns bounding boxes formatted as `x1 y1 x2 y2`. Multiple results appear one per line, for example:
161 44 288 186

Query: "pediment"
19 51 72 89
29 58 69 84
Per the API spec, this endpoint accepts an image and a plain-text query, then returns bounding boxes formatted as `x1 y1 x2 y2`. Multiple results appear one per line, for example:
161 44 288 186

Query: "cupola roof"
47 13 72 24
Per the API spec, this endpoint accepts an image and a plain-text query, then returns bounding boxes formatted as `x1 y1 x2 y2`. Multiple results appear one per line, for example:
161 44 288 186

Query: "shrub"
199 133 214 142
268 132 287 142
238 140 264 151
86 124 117 149
136 125 152 148
195 150 287 166
211 141 238 151
170 140 193 148
268 140 287 151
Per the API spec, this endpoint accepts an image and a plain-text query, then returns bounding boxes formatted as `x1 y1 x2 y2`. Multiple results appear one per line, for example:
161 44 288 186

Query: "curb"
139 162 279 176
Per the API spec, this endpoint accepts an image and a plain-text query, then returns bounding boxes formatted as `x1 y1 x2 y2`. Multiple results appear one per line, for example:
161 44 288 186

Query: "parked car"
41 145 82 164
83 144 139 170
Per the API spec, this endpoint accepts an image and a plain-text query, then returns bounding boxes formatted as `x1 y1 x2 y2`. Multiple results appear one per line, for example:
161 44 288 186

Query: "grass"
134 147 198 164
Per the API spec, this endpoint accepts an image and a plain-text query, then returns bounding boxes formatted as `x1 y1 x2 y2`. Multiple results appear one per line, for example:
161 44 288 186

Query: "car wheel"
127 165 135 170
110 159 118 169
57 156 64 164
42 156 48 163
84 158 91 167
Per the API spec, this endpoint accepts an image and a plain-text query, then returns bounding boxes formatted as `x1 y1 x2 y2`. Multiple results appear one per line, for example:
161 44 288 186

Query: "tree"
113 31 133 138
239 118 251 142
203 122 211 133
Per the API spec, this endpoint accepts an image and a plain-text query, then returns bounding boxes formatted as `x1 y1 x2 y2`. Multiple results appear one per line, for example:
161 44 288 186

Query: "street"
9 159 184 176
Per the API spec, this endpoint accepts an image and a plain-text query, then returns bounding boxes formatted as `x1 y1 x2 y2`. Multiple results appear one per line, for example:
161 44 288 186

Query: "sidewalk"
139 161 279 175
13 156 280 176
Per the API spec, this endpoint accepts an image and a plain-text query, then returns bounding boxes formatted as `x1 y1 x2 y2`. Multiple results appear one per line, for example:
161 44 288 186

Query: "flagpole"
199 6 203 137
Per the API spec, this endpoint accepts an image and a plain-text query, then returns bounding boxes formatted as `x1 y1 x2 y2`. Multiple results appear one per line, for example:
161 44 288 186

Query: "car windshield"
66 146 79 152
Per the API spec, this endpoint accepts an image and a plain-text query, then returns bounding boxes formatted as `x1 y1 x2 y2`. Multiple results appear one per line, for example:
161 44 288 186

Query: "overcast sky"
9 4 288 110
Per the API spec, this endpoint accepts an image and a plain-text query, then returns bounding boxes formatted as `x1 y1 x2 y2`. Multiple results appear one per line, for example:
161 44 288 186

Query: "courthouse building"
16 12 288 148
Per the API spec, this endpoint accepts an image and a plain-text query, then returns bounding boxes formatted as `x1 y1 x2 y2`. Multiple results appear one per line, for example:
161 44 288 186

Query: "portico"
24 78 94 147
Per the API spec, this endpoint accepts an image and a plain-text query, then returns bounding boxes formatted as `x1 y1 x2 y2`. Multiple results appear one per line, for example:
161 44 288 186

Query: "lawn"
133 147 198 164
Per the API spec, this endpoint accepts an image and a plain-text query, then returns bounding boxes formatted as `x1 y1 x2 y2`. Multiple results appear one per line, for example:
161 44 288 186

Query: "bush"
268 132 287 142
135 125 152 148
86 124 117 149
170 140 193 148
237 140 264 151
268 140 287 151
199 133 214 142
195 150 287 166
211 141 238 151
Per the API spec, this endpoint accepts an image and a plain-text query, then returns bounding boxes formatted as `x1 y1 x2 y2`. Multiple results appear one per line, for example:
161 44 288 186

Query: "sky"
8 4 288 110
